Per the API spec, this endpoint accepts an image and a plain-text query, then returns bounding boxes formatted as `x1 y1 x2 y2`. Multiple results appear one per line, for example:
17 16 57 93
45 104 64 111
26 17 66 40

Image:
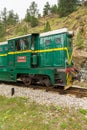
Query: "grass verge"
0 96 87 130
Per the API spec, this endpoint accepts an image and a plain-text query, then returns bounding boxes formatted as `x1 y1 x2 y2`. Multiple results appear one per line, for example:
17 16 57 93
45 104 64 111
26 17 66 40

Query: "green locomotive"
0 28 79 89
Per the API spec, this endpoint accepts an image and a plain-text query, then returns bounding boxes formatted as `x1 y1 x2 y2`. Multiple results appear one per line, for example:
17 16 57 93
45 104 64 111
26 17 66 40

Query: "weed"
60 122 67 129
79 108 87 115
56 106 62 111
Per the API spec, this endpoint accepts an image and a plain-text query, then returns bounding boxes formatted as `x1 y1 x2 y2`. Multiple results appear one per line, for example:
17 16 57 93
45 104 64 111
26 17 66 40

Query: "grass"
0 96 87 130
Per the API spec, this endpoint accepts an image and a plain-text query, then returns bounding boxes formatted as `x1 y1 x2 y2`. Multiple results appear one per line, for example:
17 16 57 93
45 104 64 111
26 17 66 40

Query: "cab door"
31 34 39 67
15 36 31 68
8 40 15 67
53 34 64 67
8 40 16 81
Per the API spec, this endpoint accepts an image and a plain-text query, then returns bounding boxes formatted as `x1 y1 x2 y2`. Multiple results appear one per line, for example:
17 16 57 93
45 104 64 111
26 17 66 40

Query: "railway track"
1 81 87 98
8 81 87 98
55 86 87 98
33 85 87 98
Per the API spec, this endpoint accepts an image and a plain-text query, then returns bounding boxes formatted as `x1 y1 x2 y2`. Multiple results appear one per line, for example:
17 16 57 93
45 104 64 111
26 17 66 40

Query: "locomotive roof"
8 34 31 41
0 42 7 45
40 28 68 37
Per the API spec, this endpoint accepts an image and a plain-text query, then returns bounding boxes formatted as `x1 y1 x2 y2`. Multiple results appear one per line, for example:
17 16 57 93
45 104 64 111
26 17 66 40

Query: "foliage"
51 4 58 14
44 21 51 32
84 1 87 6
1 8 7 26
58 0 79 17
25 9 31 22
30 16 38 27
25 1 39 27
43 2 51 16
76 29 84 49
29 1 39 17
79 108 87 115
60 122 67 129
7 10 19 25
0 8 19 27
81 0 87 6
0 22 5 38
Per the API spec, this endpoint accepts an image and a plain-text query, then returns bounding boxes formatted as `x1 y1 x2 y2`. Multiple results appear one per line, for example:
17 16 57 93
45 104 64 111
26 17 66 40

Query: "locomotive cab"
8 34 32 69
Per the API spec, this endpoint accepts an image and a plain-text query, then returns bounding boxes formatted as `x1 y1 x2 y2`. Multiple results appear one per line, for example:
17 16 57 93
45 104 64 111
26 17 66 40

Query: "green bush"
0 22 5 38
44 21 51 32
76 31 84 49
30 17 38 27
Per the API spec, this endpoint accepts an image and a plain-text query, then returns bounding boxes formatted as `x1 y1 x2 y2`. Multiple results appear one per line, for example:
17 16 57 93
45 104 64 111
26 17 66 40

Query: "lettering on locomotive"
17 56 26 62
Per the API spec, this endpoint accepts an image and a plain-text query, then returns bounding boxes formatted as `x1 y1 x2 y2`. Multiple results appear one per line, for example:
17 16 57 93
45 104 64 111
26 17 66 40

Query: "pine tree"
43 2 51 16
1 8 7 28
25 1 39 27
7 10 19 25
0 22 5 38
51 4 58 14
44 21 51 32
31 16 38 27
29 1 39 17
58 0 79 17
25 9 31 22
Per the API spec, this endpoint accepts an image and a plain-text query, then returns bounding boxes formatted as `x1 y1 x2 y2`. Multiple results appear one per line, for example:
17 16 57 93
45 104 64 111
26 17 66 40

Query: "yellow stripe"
8 48 67 54
34 47 67 53
8 52 15 54
0 54 7 56
68 54 72 64
8 50 32 54
0 47 72 65
66 49 72 65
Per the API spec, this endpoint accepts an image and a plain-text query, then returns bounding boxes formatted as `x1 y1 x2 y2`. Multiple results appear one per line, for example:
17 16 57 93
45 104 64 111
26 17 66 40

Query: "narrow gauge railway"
23 85 87 98
3 81 87 98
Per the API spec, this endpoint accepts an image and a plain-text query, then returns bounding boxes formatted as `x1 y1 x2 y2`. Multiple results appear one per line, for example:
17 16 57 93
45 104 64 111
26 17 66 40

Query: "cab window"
16 38 29 51
56 38 61 44
45 39 50 46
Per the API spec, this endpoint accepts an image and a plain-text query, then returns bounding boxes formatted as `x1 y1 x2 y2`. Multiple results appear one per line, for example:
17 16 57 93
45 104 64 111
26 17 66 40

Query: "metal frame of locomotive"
0 28 79 89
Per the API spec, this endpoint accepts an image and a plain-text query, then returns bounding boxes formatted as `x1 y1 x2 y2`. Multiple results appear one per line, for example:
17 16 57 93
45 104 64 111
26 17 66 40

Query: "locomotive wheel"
44 78 51 87
24 78 31 87
21 75 31 87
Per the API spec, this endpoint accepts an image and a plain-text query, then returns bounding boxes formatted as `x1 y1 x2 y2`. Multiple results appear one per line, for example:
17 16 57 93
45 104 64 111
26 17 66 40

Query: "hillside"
1 7 87 68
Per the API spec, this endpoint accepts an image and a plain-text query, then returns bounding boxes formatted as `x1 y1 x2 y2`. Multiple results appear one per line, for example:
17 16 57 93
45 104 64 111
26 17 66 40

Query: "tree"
1 8 7 28
44 21 51 32
31 16 38 27
82 0 87 6
29 1 39 17
0 22 5 38
58 0 79 17
25 9 31 22
14 13 19 23
7 10 19 25
43 2 51 16
25 1 39 27
51 4 58 14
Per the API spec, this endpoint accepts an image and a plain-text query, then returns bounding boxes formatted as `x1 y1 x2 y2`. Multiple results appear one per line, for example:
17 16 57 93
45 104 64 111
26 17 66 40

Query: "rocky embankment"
73 49 87 82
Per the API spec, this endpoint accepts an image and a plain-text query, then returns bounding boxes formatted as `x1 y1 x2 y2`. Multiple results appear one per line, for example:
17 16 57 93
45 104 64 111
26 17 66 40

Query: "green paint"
0 29 73 86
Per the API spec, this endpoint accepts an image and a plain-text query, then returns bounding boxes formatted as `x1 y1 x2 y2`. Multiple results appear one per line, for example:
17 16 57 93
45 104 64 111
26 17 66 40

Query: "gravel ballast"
0 83 87 109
